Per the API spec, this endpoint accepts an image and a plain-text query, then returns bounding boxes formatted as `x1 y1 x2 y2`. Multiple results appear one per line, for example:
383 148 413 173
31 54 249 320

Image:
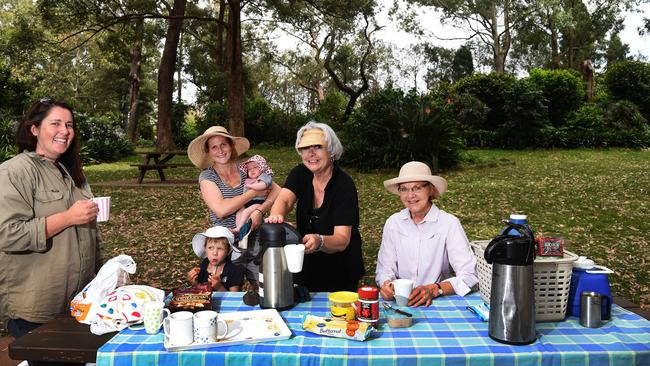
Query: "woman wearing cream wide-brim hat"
187 126 281 285
375 161 478 307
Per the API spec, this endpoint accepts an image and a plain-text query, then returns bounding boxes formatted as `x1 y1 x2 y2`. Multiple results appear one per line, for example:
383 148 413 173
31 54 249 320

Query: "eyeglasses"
298 145 324 154
397 184 428 195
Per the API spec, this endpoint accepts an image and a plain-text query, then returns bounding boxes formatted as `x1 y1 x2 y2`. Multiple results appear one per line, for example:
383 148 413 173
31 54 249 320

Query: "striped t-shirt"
198 167 246 228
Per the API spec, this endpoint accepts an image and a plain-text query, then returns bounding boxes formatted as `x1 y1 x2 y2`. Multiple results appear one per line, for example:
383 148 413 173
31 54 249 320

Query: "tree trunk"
226 0 245 137
490 2 510 74
580 59 595 102
214 0 226 102
548 10 560 69
127 18 143 143
176 31 183 103
156 0 186 152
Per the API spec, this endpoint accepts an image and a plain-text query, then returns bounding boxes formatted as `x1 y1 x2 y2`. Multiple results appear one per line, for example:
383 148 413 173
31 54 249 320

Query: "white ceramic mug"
143 301 170 334
193 310 229 344
283 244 305 273
92 196 111 222
163 311 194 346
392 278 414 306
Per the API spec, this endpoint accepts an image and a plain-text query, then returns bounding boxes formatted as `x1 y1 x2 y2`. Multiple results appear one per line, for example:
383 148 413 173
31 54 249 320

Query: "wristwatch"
433 283 444 297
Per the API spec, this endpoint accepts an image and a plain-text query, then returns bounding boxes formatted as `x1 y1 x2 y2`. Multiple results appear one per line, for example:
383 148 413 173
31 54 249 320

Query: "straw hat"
296 128 328 149
192 226 235 258
383 161 448 198
187 126 250 169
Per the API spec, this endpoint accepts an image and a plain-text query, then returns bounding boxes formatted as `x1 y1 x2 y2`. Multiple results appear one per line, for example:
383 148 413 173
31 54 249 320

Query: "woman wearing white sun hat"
375 161 477 307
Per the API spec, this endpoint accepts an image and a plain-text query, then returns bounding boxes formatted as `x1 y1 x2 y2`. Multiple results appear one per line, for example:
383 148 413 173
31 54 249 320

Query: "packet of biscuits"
168 283 212 312
302 314 373 341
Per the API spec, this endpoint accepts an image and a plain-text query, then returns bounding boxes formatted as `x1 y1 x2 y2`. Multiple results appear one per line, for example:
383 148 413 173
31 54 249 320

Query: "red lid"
358 285 379 299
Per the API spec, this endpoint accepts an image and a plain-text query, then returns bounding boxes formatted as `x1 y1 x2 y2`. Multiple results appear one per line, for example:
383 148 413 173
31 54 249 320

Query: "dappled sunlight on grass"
93 148 650 308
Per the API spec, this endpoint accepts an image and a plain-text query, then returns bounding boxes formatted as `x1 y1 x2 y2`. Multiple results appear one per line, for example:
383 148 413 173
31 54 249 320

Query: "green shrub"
0 118 17 161
527 68 585 126
76 114 134 164
245 97 308 146
498 78 549 149
453 73 516 131
0 65 29 120
604 60 650 120
341 87 464 171
313 90 346 128
196 98 308 147
563 104 605 147
195 101 228 136
171 102 193 148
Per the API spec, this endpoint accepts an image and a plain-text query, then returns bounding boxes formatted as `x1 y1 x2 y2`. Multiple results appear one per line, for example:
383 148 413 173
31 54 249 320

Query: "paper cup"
283 244 305 273
93 196 111 222
143 301 169 334
392 279 414 306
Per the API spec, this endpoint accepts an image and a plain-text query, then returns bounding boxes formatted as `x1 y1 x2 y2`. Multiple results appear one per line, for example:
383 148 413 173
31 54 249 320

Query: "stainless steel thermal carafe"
257 224 295 310
485 222 537 345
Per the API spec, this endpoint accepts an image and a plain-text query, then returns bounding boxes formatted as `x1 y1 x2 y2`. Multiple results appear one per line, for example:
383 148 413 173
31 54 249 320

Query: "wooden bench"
8 315 114 364
129 163 194 183
132 151 194 183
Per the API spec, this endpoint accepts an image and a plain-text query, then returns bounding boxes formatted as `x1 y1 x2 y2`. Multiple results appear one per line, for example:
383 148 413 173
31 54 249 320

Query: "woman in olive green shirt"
0 99 102 338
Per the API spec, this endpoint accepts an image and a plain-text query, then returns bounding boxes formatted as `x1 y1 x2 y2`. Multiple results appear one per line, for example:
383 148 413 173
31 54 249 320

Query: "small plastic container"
382 308 412 328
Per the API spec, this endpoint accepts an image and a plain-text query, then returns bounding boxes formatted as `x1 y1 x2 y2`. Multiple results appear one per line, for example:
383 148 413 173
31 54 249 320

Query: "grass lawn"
86 147 650 309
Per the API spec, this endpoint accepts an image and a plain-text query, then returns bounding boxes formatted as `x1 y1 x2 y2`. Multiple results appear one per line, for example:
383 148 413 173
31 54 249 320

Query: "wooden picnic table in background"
130 151 194 183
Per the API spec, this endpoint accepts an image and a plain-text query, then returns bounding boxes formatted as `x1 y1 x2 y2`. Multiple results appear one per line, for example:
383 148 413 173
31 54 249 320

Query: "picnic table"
95 292 650 366
8 314 114 364
130 151 194 183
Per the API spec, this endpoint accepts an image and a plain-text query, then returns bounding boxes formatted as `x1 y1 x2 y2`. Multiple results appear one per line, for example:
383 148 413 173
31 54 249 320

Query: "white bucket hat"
383 161 448 198
187 126 250 169
191 226 235 258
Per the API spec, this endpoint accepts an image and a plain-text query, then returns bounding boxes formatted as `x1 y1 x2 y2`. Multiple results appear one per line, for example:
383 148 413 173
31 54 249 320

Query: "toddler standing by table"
235 155 274 236
187 226 245 291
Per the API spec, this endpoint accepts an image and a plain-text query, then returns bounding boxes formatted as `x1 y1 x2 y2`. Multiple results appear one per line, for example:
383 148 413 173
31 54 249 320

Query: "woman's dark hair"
16 98 86 187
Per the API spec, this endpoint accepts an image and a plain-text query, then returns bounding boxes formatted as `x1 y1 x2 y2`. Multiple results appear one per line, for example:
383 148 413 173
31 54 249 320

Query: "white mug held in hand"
283 244 305 273
392 279 414 306
143 301 170 334
163 311 194 346
193 310 229 344
92 196 111 222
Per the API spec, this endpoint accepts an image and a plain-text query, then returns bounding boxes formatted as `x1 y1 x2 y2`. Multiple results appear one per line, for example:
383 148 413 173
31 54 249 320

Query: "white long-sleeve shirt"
375 204 478 296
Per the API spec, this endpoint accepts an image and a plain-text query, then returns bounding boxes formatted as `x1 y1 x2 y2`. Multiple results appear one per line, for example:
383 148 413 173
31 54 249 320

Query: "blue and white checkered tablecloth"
96 292 650 366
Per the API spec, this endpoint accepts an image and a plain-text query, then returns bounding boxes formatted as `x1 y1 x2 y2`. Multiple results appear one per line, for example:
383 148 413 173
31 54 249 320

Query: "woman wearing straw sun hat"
375 161 477 307
265 121 365 292
188 126 280 230
187 126 281 285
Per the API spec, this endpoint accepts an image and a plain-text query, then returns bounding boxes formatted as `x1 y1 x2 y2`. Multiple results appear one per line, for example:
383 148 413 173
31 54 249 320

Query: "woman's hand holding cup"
66 199 98 225
302 234 321 254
